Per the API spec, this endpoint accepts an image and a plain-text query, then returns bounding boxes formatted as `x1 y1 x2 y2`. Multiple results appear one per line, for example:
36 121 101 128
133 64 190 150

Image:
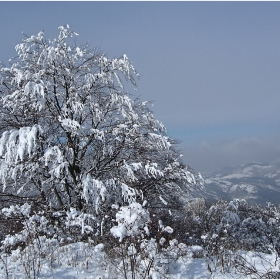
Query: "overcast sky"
1 1 280 175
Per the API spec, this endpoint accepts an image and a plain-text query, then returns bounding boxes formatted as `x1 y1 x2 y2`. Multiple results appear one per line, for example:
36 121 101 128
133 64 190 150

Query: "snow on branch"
44 146 69 179
110 202 150 242
82 174 107 213
0 125 42 163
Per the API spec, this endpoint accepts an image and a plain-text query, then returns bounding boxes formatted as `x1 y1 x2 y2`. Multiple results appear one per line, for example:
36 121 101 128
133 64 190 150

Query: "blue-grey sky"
1 1 280 174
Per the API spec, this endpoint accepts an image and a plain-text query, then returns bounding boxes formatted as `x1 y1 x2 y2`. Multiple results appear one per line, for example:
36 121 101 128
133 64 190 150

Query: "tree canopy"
0 25 203 238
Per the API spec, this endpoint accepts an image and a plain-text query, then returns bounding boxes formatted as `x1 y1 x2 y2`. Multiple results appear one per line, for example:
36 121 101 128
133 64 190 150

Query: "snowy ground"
1 241 278 279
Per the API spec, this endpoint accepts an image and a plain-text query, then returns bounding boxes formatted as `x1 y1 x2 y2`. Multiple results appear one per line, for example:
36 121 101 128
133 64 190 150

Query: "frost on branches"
0 25 203 241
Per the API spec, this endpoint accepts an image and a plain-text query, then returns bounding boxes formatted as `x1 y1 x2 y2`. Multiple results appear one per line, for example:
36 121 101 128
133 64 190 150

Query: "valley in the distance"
196 162 280 206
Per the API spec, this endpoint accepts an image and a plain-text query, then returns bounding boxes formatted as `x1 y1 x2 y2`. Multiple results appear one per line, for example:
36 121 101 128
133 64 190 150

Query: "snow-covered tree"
0 25 203 239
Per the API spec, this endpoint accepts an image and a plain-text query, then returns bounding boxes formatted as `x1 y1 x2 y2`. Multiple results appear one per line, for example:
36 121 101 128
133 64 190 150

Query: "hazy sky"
1 1 280 174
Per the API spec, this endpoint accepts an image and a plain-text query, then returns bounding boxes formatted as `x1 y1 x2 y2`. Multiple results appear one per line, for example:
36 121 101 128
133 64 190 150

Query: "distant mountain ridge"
198 162 280 206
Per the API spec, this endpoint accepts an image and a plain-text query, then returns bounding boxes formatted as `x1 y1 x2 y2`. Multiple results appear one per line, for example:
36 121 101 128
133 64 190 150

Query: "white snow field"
1 241 279 279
